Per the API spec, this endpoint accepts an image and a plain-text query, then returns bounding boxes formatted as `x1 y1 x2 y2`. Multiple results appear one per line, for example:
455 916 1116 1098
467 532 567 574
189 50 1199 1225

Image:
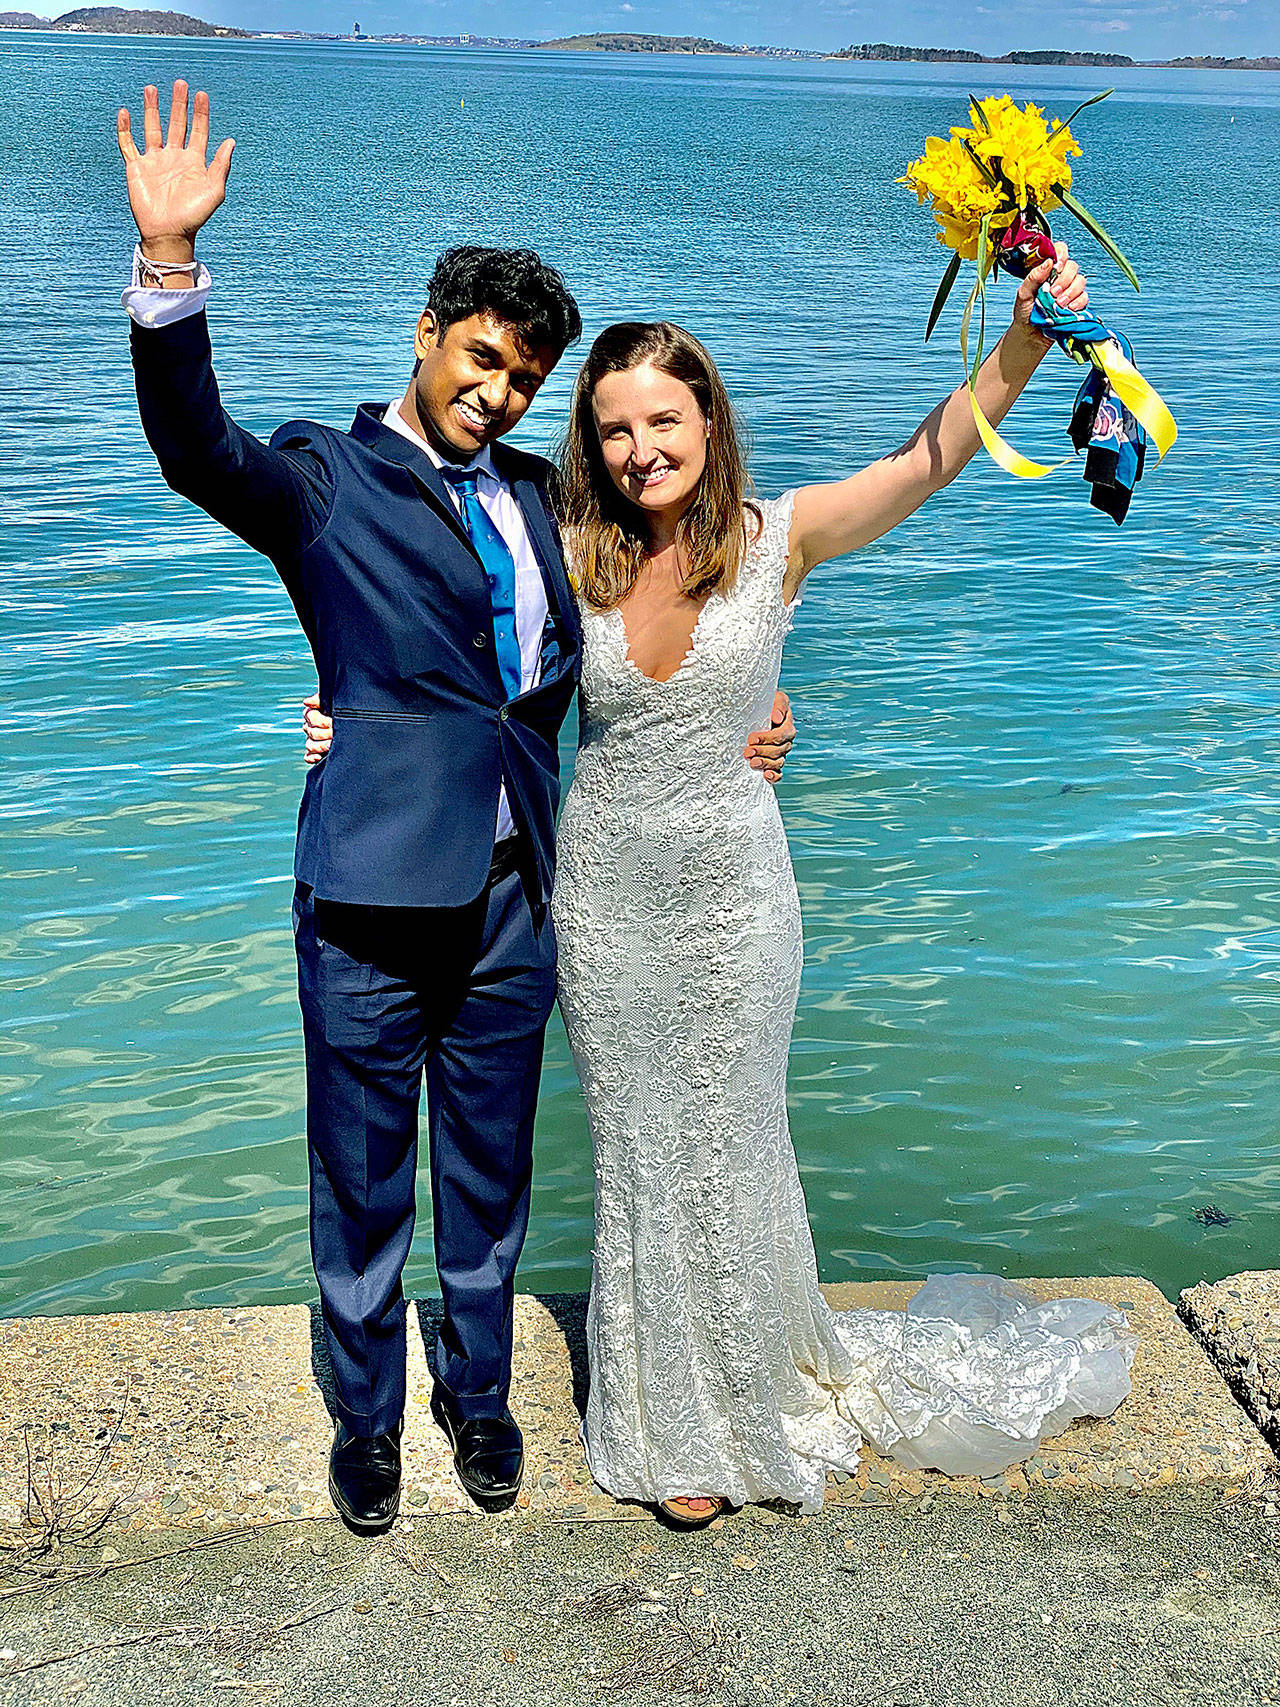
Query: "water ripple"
3 42 1278 1311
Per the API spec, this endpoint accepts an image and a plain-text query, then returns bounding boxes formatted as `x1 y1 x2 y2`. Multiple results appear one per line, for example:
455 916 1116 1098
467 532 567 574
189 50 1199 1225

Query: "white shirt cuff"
122 243 212 328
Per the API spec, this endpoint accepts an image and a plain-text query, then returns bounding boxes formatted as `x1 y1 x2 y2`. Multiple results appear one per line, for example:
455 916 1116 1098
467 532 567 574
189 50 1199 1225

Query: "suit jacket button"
473 632 488 649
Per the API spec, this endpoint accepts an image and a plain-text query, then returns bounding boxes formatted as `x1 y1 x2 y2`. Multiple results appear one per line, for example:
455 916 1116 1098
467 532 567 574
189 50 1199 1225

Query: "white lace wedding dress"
552 493 1137 1511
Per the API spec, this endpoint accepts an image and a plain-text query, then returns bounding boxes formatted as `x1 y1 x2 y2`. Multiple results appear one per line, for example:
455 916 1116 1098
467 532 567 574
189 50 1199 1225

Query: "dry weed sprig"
598 1602 727 1697
11 1379 133 1560
0 1381 136 1600
382 1525 456 1587
571 1579 644 1619
2 1597 346 1679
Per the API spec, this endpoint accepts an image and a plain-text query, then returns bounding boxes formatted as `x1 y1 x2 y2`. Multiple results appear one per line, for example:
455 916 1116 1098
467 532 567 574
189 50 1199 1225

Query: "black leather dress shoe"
328 1417 402 1535
429 1384 523 1512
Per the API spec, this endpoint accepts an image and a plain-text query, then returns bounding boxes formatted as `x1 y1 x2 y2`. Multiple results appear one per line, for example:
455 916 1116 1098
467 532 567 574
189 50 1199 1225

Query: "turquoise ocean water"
2 34 1278 1316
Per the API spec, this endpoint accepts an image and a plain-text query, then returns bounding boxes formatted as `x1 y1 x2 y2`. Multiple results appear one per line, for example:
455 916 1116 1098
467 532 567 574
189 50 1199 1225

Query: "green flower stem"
1057 188 1141 293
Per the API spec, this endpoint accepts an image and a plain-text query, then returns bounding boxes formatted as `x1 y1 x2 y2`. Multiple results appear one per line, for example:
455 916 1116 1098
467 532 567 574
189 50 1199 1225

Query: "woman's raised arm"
782 244 1089 598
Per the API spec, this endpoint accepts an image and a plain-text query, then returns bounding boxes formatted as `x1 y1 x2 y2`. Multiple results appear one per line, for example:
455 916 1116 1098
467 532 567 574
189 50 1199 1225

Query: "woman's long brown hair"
558 321 758 611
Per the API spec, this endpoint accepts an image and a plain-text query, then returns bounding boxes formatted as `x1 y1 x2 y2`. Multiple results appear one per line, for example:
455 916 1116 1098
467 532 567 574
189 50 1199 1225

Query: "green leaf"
1058 187 1142 292
970 216 992 386
1047 88 1113 142
969 94 990 131
977 213 1000 290
960 136 1000 188
973 279 989 387
958 273 982 389
925 251 963 342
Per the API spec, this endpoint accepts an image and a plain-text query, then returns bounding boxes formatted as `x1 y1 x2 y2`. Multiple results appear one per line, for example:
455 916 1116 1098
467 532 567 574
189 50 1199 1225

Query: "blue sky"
49 0 1278 55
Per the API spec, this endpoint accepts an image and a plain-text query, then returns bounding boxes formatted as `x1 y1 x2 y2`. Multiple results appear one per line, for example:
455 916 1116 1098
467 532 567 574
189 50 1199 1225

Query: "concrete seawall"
2 1274 1277 1707
2 1274 1275 1535
1180 1269 1280 1458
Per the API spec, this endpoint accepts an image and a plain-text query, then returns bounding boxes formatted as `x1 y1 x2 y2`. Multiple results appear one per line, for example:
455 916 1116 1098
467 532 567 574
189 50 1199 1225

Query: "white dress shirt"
122 250 547 846
381 398 547 843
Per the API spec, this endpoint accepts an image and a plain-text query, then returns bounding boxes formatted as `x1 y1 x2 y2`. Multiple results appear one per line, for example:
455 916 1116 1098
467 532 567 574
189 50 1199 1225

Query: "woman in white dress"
550 238 1136 1525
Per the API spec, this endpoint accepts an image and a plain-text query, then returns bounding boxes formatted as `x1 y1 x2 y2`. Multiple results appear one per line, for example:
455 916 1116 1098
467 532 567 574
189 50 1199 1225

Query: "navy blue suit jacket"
130 311 581 912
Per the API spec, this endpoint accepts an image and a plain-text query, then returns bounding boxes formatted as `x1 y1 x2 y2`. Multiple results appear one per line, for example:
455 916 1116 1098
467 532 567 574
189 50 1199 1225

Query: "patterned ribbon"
959 215 1176 486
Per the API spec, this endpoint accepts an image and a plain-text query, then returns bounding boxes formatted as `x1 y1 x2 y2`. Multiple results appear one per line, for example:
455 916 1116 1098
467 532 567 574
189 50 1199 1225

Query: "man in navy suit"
117 81 792 1533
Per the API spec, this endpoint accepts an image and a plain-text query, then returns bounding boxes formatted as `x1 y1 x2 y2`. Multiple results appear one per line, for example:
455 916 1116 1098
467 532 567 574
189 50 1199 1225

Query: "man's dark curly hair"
426 246 582 356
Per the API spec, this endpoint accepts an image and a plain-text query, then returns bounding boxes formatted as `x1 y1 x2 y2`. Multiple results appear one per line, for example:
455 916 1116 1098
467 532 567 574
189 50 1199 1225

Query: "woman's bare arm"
783 245 1089 596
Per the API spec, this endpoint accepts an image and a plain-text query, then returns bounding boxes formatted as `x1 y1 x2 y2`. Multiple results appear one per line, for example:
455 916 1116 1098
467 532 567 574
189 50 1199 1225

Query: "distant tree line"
3 14 1271 67
1162 53 1280 68
832 42 1135 66
0 6 246 33
537 32 739 53
834 42 983 61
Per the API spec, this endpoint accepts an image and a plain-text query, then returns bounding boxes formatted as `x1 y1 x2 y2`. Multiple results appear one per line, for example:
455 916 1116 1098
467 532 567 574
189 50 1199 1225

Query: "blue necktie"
441 464 522 700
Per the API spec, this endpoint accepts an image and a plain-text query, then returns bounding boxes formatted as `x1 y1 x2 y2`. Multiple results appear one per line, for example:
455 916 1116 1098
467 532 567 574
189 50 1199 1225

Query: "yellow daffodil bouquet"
900 92 1175 522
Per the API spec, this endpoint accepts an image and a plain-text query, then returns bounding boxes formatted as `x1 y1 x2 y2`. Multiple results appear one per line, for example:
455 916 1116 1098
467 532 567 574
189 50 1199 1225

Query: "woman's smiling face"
591 361 709 522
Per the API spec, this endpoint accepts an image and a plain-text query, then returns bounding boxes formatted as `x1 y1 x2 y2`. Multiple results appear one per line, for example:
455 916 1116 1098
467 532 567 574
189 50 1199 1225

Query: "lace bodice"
568 491 799 824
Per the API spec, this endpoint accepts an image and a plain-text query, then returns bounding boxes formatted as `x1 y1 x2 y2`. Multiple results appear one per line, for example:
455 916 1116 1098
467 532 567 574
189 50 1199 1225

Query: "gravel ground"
3 1482 1279 1707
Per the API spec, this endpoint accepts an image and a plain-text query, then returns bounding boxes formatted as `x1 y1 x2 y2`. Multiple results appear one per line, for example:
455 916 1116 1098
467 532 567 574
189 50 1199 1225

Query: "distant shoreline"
1 16 1276 69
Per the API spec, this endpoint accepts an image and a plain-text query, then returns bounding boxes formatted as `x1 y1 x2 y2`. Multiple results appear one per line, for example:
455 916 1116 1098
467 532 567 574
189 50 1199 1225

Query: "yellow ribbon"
1098 341 1178 461
960 271 1074 478
958 238 1177 480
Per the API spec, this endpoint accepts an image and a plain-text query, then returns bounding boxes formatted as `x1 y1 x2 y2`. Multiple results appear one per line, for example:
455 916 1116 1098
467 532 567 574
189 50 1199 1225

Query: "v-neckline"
609 593 720 687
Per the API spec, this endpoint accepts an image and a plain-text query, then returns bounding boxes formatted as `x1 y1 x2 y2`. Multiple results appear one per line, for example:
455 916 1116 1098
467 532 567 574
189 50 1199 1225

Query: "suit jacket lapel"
352 405 483 568
503 463 581 647
353 407 580 654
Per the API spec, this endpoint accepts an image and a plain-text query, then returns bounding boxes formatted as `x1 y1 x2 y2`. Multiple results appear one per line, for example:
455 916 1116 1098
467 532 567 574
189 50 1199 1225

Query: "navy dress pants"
293 867 556 1438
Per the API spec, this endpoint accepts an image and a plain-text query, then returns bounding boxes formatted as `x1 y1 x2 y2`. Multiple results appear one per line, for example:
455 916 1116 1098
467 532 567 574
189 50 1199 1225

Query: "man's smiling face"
407 309 559 461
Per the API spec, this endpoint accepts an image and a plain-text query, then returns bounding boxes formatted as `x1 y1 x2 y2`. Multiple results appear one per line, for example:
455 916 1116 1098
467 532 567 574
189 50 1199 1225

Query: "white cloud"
1098 15 1131 25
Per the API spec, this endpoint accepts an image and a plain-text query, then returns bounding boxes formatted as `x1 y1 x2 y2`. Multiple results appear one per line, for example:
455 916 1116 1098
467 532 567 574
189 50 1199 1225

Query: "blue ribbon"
1029 294 1148 525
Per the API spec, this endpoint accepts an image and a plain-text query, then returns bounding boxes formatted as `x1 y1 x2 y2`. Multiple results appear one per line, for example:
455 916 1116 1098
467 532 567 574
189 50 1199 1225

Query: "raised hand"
1013 241 1088 341
116 80 234 261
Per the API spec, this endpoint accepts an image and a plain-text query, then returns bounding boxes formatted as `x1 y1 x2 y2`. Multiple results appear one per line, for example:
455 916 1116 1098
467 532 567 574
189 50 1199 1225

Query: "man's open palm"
117 80 234 248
